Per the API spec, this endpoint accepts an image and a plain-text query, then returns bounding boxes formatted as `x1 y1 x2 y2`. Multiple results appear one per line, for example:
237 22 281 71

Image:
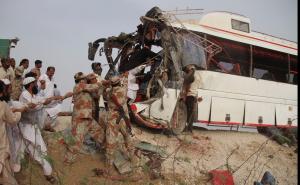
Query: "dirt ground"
15 116 298 185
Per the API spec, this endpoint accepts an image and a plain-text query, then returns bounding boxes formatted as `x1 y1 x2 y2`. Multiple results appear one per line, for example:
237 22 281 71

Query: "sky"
0 0 298 110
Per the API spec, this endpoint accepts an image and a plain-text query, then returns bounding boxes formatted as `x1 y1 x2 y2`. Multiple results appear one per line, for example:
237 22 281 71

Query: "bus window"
218 61 233 73
288 73 298 84
253 68 268 79
252 46 289 83
261 71 275 81
293 74 298 84
231 19 250 33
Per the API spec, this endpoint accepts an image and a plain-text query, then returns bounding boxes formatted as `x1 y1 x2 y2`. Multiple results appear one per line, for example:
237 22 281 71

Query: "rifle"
111 94 133 136
116 106 133 137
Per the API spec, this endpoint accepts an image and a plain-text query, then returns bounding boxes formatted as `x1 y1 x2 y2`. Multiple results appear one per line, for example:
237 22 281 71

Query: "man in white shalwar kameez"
18 77 56 183
1 79 25 173
36 78 62 130
0 80 21 185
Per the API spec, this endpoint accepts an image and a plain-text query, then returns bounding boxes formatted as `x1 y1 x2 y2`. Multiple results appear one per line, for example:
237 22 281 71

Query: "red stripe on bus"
276 125 297 128
197 120 241 125
244 123 275 127
200 24 298 51
197 121 297 127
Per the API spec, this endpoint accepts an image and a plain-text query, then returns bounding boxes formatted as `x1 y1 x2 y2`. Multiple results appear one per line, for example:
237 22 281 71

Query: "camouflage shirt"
106 76 128 111
72 83 100 119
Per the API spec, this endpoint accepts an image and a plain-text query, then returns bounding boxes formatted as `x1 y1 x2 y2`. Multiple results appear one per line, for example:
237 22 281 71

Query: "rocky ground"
15 116 298 185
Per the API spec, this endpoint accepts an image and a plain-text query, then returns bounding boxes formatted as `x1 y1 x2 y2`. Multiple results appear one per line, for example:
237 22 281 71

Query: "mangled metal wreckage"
88 7 221 134
89 5 298 133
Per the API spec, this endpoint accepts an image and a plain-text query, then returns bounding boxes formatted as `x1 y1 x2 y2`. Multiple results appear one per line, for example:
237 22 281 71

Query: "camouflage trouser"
105 111 134 166
65 117 104 162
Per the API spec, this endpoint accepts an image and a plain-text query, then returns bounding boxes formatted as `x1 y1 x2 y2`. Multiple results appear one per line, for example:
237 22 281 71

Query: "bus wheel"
169 100 187 135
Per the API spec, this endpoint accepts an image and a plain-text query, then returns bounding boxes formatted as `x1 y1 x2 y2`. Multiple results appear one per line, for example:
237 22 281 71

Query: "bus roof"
169 11 298 56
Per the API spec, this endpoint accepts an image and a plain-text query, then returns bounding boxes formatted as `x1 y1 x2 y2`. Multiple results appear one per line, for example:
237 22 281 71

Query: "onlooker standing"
1 78 25 173
53 84 61 96
9 58 16 70
19 58 29 78
19 59 29 69
8 58 16 80
0 58 14 81
11 66 24 101
31 60 42 78
39 66 55 98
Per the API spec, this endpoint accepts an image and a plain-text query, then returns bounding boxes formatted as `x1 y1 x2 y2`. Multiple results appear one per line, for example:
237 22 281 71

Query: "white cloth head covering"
23 77 36 85
1 78 11 85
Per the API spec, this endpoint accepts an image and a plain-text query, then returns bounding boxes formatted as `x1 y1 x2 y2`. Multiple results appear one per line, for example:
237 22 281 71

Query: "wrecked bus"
88 7 297 134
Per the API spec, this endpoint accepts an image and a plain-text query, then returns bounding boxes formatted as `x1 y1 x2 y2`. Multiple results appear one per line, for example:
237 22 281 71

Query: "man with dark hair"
53 83 61 96
9 58 16 69
39 66 55 98
0 79 12 102
19 58 29 69
1 78 26 173
19 58 29 78
8 58 16 80
31 59 42 78
181 64 202 133
0 58 14 81
11 66 24 100
91 62 102 82
0 80 22 185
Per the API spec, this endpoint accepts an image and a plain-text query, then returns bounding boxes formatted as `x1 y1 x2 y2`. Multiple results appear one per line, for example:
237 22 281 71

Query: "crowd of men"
0 57 144 184
0 53 201 185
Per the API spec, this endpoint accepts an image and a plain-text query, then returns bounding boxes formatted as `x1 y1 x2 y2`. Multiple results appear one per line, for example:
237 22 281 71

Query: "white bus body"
135 10 297 132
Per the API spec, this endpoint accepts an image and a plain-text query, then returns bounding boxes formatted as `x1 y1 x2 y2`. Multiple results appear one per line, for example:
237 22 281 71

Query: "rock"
135 141 167 157
261 171 276 185
254 182 263 185
113 151 132 174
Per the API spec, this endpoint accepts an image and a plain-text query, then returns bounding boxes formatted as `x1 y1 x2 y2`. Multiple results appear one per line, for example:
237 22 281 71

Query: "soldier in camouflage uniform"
11 66 24 100
86 73 102 122
65 72 106 163
105 74 136 168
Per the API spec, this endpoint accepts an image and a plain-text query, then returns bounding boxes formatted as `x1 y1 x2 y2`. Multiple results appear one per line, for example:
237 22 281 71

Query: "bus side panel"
210 97 244 125
244 101 275 127
144 89 179 122
198 71 297 101
276 104 298 127
197 89 212 122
